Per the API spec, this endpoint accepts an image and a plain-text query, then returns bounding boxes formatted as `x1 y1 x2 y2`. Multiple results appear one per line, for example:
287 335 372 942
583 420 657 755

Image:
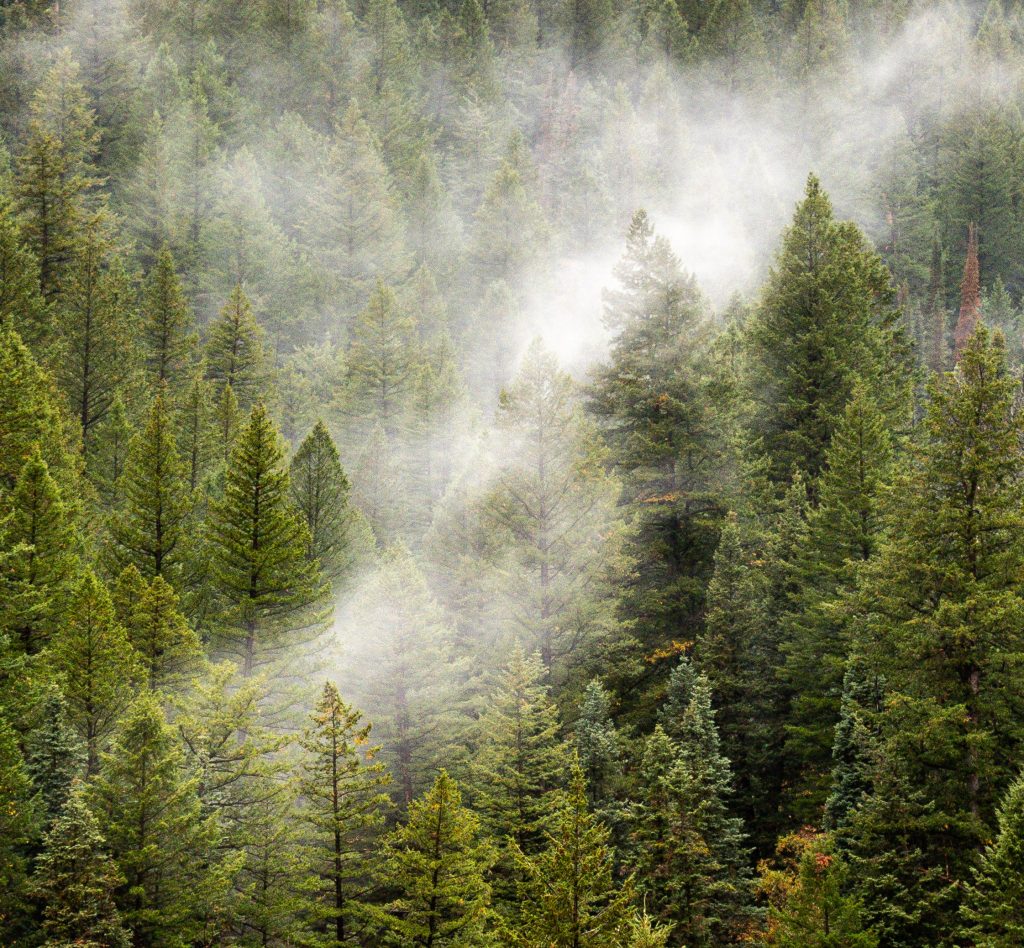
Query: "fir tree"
371 770 495 946
4 445 79 652
204 285 267 411
575 678 622 814
105 390 191 584
299 681 391 944
206 402 321 678
746 174 912 487
47 570 139 773
141 246 196 389
30 785 130 948
960 772 1024 944
512 761 635 947
89 693 221 945
124 575 202 689
178 372 215 492
25 687 85 826
0 713 37 930
0 204 48 348
89 395 133 507
289 420 357 586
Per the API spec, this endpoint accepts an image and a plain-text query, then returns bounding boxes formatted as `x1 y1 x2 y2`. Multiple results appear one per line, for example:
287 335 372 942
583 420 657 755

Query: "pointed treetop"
954 222 981 359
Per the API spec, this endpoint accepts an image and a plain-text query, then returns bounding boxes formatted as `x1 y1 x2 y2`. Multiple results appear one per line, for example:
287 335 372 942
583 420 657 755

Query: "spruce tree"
178 372 215 492
25 687 85 826
0 713 36 929
89 395 133 507
206 402 321 678
105 390 191 584
141 246 196 389
204 285 267 411
30 785 130 948
47 571 139 773
89 694 223 943
512 761 635 947
299 681 391 944
0 204 47 348
371 770 495 946
575 678 622 814
960 773 1024 944
746 175 912 487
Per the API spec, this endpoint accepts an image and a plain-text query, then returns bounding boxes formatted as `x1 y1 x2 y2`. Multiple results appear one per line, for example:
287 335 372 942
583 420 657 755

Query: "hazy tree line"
2 0 1024 945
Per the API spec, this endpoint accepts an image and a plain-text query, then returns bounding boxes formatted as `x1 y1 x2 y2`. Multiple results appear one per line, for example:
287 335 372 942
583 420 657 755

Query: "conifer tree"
204 285 267 411
25 687 85 826
213 380 241 463
954 222 981 358
178 372 215 492
47 571 139 773
141 246 196 389
89 693 221 945
15 51 102 299
89 395 133 507
342 547 461 806
780 383 894 815
0 326 74 490
206 402 321 678
0 713 36 928
925 233 948 373
960 772 1024 944
124 575 202 689
575 678 622 814
480 340 621 676
299 681 391 944
4 445 79 652
30 785 130 948
371 770 495 945
850 323 1024 930
469 647 566 856
54 214 138 457
106 390 191 584
512 761 635 947
0 204 47 348
746 175 911 487
289 420 357 585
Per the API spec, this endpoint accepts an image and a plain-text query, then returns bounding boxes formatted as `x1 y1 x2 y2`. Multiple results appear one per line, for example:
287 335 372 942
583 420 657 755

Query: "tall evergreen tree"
746 175 912 487
0 204 47 348
141 246 196 389
0 713 36 930
123 575 202 689
204 285 267 411
371 770 495 946
299 681 391 944
25 687 85 826
954 222 982 358
206 402 322 679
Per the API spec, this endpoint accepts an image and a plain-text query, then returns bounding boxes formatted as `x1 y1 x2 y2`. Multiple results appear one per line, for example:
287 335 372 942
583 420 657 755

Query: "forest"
2 0 1024 944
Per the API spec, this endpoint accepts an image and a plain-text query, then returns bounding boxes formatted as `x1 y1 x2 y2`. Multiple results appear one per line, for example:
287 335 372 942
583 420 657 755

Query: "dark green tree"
141 246 196 390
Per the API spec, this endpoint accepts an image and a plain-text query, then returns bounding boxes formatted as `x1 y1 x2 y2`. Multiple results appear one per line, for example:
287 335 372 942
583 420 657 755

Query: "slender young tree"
299 681 391 944
25 687 85 826
123 575 202 690
141 246 196 390
204 285 267 411
371 770 495 946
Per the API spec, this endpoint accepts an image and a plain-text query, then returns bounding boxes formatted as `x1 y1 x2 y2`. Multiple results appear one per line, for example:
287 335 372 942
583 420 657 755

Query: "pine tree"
512 761 635 947
299 681 391 944
47 571 139 773
30 785 130 948
124 575 202 689
141 246 196 389
371 770 495 945
4 445 79 652
88 693 221 944
89 395 133 507
206 402 322 679
105 390 191 584
54 214 138 458
15 50 102 299
289 420 358 586
468 647 566 859
204 285 267 411
178 372 215 492
960 773 1024 944
575 678 622 814
954 222 981 358
746 174 912 487
25 687 85 826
